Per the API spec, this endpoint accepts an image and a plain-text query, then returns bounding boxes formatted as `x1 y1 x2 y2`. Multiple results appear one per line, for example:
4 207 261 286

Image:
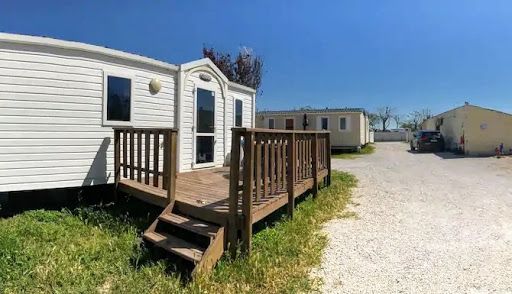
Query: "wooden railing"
228 128 331 255
114 128 178 204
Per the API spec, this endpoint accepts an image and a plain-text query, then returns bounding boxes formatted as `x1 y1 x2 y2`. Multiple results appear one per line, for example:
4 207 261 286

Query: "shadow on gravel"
407 150 466 159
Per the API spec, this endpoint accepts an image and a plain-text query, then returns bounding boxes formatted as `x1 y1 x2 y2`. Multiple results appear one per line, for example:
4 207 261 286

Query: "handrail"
114 128 178 205
232 127 330 134
228 128 331 256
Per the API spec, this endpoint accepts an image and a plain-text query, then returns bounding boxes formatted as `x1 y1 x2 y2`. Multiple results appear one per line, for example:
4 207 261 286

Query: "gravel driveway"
314 142 512 294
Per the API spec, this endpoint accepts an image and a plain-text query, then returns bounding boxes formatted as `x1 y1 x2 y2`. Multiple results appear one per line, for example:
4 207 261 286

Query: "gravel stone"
313 142 512 294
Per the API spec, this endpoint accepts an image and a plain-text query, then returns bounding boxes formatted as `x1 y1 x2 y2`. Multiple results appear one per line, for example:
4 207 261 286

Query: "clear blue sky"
1 1 512 118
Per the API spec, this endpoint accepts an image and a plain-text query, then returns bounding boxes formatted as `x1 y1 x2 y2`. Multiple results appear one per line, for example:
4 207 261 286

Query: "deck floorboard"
119 166 328 225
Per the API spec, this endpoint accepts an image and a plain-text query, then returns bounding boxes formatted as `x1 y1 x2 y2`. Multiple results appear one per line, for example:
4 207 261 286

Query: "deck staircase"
143 204 225 275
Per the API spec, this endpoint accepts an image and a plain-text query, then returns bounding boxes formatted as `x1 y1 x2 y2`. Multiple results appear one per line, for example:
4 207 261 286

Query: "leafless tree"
377 106 394 131
393 115 403 129
406 108 432 131
421 108 432 120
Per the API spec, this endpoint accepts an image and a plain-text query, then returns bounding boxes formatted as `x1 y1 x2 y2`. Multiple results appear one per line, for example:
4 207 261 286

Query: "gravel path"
313 142 512 294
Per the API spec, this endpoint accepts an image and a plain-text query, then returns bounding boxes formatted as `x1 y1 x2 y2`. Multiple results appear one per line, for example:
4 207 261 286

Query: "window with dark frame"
235 99 243 127
285 118 294 130
339 117 347 130
321 117 328 130
106 76 131 122
268 118 275 129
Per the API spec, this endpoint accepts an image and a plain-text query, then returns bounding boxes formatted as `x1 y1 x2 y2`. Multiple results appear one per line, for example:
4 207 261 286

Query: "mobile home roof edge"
0 32 181 72
256 108 366 116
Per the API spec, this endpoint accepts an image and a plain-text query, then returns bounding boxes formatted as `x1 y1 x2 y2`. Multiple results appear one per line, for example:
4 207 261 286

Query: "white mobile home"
256 108 370 150
0 33 256 193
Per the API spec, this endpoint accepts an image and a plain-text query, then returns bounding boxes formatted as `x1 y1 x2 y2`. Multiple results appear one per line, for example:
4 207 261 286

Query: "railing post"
153 131 160 187
241 131 255 255
114 129 120 202
145 130 150 185
312 133 319 198
286 132 296 218
228 129 242 257
122 130 127 178
169 131 177 204
326 133 331 186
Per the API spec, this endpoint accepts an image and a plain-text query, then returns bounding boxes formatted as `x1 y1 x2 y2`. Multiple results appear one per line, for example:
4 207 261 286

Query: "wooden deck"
114 127 331 274
119 166 329 226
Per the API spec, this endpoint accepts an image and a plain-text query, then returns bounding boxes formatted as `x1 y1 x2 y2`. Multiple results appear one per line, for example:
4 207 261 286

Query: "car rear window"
422 132 441 138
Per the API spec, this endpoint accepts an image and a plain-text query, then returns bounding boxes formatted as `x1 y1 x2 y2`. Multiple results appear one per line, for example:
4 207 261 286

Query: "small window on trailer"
321 117 328 130
338 115 350 132
102 72 134 126
235 99 243 127
285 118 294 130
268 118 275 129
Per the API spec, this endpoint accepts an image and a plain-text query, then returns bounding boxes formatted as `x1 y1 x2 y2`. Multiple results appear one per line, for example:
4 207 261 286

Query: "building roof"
430 104 512 119
256 108 366 116
0 32 255 93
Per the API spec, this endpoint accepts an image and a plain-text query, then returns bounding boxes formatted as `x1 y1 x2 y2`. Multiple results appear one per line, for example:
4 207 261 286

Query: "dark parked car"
410 130 445 152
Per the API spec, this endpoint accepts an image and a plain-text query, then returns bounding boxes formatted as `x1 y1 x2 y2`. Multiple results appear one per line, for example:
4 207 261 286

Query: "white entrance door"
194 88 216 168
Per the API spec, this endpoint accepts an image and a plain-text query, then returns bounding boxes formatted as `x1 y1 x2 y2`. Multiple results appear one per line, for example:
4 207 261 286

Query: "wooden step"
158 213 220 239
143 231 205 263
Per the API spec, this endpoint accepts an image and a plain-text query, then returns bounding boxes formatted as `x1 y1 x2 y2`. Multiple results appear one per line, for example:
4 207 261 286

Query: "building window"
235 99 243 127
285 118 294 130
338 116 350 131
268 118 275 129
103 73 133 126
321 117 328 130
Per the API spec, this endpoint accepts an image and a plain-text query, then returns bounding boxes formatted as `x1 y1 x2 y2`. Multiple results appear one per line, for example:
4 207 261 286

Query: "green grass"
0 171 356 294
331 144 375 159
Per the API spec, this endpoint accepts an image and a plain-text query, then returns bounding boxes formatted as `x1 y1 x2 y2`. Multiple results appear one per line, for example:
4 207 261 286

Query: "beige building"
256 108 370 149
422 104 512 156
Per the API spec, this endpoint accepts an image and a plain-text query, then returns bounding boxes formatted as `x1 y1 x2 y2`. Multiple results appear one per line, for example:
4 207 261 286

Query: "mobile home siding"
180 70 223 172
225 88 253 163
0 40 177 192
179 71 254 172
0 33 256 194
256 111 367 148
359 113 365 145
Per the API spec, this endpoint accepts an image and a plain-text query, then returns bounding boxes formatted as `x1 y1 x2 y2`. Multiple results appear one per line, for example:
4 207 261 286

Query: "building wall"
256 112 365 147
179 69 254 172
224 87 254 165
423 107 462 151
0 40 177 192
359 113 366 145
0 35 255 193
423 105 512 156
374 131 412 142
180 69 223 172
364 115 370 144
464 106 512 156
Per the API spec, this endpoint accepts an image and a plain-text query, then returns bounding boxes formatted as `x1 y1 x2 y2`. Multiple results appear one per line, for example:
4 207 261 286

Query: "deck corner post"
286 132 296 218
168 131 178 205
228 130 242 257
312 133 319 197
326 133 332 186
241 131 255 256
114 129 121 202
